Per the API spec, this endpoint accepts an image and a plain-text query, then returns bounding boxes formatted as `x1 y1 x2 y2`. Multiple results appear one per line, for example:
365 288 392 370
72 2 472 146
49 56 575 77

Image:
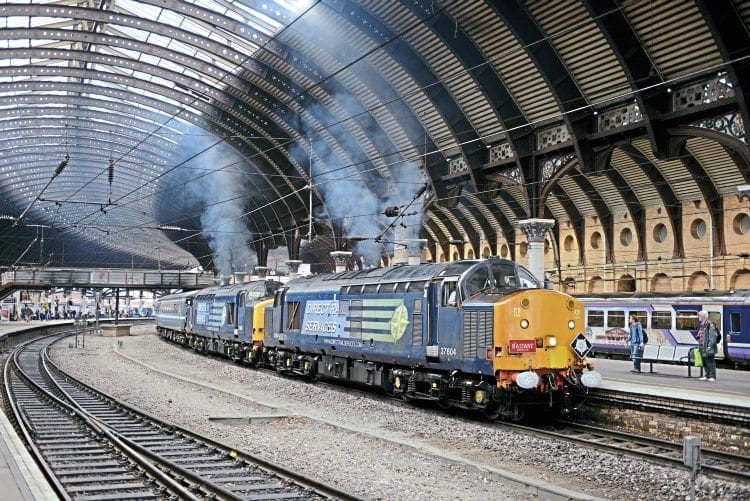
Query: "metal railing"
1 267 214 290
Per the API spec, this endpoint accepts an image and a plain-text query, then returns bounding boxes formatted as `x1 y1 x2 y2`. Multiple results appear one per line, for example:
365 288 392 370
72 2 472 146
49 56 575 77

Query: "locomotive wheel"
508 402 525 422
483 405 500 421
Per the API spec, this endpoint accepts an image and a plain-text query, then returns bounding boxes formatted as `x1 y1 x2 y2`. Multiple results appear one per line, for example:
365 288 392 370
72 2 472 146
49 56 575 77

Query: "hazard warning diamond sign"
571 333 592 359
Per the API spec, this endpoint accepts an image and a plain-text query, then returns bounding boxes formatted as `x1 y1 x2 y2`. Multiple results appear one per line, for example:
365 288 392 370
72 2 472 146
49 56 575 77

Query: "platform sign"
508 339 536 353
571 333 592 359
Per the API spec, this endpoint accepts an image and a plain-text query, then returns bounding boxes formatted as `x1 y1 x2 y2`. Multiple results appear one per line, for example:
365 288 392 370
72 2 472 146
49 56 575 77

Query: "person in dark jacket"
697 310 720 381
627 314 644 373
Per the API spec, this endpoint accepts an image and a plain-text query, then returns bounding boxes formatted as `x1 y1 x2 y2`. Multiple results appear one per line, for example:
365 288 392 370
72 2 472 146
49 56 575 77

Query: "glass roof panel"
0 0 299 268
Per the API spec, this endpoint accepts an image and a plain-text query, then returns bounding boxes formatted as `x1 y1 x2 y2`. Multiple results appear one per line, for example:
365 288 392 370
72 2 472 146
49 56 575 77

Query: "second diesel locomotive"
156 258 601 421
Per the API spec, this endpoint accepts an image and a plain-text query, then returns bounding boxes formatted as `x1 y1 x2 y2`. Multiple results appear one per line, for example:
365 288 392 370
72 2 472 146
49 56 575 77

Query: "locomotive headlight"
285 357 292 368
568 320 575 330
520 319 529 329
474 389 487 404
394 376 402 389
546 335 557 347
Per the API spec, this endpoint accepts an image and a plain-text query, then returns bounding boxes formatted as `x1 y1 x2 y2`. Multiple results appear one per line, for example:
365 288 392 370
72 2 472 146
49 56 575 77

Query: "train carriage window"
731 312 741 332
630 310 648 327
607 310 625 328
651 311 672 329
587 310 604 327
363 283 378 294
708 311 721 328
286 301 301 330
676 311 698 330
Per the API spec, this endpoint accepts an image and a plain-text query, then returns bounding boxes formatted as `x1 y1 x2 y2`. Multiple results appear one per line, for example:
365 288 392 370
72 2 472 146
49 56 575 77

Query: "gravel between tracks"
50 326 749 501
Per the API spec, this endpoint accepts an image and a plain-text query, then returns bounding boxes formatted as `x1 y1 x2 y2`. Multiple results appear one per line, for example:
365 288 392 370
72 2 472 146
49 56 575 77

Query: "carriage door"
426 279 461 363
236 292 249 341
185 299 193 333
724 305 748 361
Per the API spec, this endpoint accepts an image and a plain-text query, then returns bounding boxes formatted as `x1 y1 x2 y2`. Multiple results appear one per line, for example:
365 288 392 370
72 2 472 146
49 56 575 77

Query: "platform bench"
639 345 703 377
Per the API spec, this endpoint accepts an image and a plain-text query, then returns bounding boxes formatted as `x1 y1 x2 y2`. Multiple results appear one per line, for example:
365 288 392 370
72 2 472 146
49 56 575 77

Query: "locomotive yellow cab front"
492 289 601 392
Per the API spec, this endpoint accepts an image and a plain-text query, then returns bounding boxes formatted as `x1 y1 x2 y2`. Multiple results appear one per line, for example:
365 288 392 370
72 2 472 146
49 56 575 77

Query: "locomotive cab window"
286 301 301 330
517 267 538 289
223 302 235 326
462 267 490 297
443 281 458 307
587 310 604 327
491 262 516 289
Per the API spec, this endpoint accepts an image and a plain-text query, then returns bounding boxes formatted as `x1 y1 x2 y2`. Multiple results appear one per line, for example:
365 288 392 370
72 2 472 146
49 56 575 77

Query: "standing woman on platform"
628 314 644 373
697 310 719 381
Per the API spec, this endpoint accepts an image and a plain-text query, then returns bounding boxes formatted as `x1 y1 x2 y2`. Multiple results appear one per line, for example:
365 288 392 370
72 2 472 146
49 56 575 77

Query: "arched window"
687 271 710 292
588 276 604 293
617 274 635 292
650 273 671 293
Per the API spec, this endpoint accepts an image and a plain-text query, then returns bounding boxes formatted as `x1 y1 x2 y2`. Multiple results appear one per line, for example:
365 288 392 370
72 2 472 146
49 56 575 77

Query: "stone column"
285 259 302 279
405 239 427 265
392 226 408 265
518 219 555 283
330 251 352 273
254 266 269 280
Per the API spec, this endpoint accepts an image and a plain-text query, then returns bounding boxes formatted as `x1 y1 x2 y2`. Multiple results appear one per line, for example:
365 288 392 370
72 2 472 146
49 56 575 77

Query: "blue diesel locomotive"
156 258 601 421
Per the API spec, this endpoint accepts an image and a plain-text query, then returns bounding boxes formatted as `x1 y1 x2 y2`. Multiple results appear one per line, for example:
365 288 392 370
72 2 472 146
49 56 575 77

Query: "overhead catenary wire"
0 0 748 270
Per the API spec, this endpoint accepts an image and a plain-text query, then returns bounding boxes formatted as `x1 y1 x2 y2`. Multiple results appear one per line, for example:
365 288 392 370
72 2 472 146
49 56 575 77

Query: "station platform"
591 356 750 409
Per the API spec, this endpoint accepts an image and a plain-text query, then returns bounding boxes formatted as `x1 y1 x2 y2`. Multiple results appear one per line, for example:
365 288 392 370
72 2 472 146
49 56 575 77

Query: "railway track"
150 335 750 479
4 333 359 500
312 372 750 483
507 421 750 481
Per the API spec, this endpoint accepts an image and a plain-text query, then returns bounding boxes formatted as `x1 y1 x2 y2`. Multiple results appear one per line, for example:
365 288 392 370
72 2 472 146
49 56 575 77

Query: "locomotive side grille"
264 307 274 335
463 309 493 358
412 313 422 346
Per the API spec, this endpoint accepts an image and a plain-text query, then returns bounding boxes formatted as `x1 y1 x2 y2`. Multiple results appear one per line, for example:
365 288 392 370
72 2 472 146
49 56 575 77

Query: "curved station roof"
0 0 747 280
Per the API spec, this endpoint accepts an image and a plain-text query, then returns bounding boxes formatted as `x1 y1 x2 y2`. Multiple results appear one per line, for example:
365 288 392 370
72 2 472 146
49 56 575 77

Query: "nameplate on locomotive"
508 339 536 353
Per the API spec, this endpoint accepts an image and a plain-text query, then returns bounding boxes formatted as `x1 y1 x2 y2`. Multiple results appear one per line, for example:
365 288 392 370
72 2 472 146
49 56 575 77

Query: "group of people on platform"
627 311 720 381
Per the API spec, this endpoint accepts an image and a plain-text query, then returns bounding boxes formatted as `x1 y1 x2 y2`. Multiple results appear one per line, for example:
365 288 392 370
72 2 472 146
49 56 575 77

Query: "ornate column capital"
285 259 302 275
330 251 353 272
254 266 269 280
517 218 555 242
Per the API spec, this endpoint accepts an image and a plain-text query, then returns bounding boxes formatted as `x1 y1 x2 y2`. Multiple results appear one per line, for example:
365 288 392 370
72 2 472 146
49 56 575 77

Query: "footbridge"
0 267 215 298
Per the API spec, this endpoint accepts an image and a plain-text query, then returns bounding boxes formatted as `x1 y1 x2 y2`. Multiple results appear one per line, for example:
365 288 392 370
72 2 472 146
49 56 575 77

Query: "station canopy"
0 0 746 278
